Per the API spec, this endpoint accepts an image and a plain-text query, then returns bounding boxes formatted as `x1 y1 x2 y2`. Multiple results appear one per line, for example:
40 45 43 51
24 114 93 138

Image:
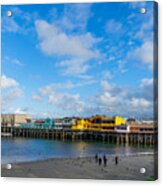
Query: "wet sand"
1 154 158 180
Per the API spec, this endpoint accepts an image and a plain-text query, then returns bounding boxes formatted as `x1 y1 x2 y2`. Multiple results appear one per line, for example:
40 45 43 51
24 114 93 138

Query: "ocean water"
1 137 154 164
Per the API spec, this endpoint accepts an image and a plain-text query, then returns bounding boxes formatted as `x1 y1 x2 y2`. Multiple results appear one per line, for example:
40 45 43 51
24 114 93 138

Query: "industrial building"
1 114 32 127
128 123 157 134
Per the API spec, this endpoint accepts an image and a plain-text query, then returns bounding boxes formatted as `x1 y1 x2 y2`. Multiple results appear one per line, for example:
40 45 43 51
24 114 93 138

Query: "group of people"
95 154 119 167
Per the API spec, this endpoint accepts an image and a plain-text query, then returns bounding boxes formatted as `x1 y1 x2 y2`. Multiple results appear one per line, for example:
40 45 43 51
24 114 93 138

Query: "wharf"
1 126 157 146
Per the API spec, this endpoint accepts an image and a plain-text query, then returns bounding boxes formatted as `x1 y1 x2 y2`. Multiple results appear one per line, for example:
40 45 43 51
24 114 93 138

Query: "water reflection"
1 137 154 164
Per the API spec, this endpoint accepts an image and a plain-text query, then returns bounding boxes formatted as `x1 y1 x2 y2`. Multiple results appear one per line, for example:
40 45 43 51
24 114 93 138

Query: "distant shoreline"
1 154 158 180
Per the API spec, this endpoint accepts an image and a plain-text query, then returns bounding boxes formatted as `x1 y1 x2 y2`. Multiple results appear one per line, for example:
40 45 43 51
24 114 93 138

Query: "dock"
1 126 157 146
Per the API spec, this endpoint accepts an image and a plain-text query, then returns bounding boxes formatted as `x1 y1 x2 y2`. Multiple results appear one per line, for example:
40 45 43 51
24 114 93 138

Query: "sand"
1 154 158 181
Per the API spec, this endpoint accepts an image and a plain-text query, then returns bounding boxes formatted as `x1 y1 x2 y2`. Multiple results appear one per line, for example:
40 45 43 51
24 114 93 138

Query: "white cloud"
32 78 154 118
35 20 100 59
4 56 24 66
39 84 54 96
76 74 93 80
49 92 84 114
140 78 153 87
3 87 22 100
38 80 96 96
2 107 29 114
130 98 151 108
49 3 92 32
117 60 128 74
35 4 103 78
134 19 153 42
2 7 39 34
105 19 123 34
102 71 113 80
15 107 29 114
1 75 19 90
128 3 153 43
58 58 90 76
101 80 112 91
2 17 20 33
1 75 23 112
11 59 24 66
33 79 98 116
140 78 153 101
97 81 126 114
1 87 23 112
100 92 117 105
62 3 92 31
32 95 42 101
101 80 124 95
90 80 154 118
127 41 153 69
38 86 84 115
35 19 102 77
129 2 147 9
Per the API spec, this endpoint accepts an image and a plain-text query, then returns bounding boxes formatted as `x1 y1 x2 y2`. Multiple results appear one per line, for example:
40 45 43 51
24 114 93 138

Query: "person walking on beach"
98 157 102 166
103 155 107 167
115 156 118 165
95 154 98 163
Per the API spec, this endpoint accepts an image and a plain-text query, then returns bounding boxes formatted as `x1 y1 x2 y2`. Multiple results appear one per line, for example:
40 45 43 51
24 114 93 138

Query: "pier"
1 126 157 146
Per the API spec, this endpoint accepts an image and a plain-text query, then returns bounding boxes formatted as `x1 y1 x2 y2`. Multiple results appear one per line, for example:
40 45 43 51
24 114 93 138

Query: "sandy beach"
1 154 158 180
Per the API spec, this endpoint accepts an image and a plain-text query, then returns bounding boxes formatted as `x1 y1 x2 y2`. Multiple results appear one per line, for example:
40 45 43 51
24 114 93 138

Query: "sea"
1 137 155 164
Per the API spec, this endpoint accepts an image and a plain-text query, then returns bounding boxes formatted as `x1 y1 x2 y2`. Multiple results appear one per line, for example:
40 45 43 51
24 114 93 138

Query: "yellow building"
72 119 91 130
72 115 126 132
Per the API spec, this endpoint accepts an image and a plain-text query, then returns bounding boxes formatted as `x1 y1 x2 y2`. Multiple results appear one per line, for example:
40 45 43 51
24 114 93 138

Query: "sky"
1 1 157 119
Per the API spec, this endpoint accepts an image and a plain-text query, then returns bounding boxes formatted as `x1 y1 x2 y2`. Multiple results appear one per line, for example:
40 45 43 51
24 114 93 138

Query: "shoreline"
1 154 158 180
1 151 157 165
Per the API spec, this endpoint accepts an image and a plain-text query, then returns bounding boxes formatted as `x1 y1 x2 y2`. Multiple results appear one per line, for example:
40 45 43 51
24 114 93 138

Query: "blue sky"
1 1 156 118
